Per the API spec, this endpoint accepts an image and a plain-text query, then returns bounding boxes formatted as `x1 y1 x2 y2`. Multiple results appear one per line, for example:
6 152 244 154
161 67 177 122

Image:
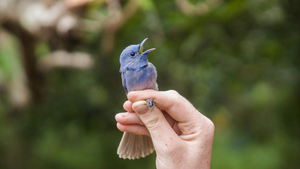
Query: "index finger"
127 90 201 123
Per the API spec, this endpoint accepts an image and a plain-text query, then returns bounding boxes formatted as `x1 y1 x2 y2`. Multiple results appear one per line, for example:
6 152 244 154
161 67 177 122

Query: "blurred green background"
0 0 299 168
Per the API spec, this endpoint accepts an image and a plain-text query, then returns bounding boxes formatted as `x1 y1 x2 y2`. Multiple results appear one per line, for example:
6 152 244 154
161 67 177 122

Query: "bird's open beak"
139 38 156 55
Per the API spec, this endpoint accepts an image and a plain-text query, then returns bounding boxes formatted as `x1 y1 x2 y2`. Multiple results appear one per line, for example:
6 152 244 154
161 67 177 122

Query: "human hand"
115 90 214 169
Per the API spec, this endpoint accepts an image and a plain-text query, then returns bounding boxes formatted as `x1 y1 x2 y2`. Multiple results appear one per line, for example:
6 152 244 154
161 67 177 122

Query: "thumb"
132 101 180 146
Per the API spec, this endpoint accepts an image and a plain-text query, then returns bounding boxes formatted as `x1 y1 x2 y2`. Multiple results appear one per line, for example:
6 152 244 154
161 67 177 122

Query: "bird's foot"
146 99 155 111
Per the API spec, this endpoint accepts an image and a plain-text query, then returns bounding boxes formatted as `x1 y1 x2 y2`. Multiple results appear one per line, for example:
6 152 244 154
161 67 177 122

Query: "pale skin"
115 90 214 169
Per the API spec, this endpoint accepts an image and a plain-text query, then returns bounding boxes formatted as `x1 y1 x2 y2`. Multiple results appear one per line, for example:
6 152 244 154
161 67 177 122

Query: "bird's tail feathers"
117 132 154 159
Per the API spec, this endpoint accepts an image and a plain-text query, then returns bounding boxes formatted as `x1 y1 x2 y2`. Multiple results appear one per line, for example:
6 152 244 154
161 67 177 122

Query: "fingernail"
133 101 149 115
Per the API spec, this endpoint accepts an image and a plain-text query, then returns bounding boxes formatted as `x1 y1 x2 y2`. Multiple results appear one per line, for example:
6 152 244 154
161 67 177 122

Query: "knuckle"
144 116 160 130
165 90 180 101
206 117 215 133
167 90 179 96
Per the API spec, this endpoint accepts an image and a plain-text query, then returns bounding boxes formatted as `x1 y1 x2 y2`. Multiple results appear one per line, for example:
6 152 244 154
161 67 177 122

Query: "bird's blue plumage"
119 38 157 95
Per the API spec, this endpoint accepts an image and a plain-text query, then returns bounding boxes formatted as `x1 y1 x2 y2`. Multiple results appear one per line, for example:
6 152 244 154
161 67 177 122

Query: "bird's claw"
146 99 155 111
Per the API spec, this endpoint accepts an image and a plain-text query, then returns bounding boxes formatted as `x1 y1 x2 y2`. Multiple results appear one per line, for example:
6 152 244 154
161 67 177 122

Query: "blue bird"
118 38 157 159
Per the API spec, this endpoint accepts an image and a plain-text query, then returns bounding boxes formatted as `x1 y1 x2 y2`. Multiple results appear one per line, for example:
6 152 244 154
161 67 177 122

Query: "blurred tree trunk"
2 21 42 104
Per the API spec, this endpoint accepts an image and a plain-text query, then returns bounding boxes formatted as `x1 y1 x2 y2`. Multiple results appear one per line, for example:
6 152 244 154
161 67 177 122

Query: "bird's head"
120 38 155 71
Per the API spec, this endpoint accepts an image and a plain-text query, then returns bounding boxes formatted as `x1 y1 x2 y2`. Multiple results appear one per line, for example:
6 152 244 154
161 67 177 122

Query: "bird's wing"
121 72 128 95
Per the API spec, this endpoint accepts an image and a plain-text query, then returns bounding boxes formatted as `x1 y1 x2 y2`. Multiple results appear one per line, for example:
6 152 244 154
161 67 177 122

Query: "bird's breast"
124 66 157 92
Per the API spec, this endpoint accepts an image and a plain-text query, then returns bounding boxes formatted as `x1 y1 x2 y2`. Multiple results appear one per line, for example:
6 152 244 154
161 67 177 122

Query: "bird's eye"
130 52 135 56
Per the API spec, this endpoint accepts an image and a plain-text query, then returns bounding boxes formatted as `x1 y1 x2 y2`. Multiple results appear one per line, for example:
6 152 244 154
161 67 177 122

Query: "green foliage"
0 0 300 168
